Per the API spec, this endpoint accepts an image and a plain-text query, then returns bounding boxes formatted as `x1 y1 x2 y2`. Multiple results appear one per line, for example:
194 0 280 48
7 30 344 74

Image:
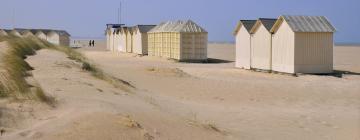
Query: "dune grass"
0 36 53 104
40 40 135 93
0 36 134 102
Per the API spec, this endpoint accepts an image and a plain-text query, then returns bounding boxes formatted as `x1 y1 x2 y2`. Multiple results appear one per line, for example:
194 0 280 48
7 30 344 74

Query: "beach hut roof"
233 20 257 35
0 29 11 32
271 15 336 33
250 18 277 33
14 28 31 34
149 20 207 33
106 24 124 28
14 28 70 36
133 25 156 33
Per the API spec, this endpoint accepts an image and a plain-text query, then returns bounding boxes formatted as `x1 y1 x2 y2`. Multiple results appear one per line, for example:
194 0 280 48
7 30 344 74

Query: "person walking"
92 40 95 47
89 40 92 47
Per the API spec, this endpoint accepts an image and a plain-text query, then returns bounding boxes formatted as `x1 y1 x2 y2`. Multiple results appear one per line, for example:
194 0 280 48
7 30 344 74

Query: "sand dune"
0 42 359 140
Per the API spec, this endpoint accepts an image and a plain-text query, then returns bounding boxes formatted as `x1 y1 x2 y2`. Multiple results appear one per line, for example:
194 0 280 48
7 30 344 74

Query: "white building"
233 20 257 69
131 25 156 55
249 18 277 71
270 15 336 74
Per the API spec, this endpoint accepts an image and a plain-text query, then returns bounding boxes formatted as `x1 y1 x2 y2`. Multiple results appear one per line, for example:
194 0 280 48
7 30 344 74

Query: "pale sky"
0 0 359 43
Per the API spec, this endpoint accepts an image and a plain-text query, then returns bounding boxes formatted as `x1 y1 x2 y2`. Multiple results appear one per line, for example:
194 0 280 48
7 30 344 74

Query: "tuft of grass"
0 37 47 98
37 39 136 93
34 85 56 107
1 36 135 103
186 112 225 134
123 115 142 128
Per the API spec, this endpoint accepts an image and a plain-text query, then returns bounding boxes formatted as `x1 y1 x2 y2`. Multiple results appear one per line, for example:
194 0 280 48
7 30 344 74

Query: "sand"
1 41 359 140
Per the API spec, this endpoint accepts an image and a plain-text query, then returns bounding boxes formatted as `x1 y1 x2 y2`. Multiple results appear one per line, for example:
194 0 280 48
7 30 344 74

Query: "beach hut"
8 29 22 37
56 30 71 46
148 20 208 61
118 27 127 52
106 24 123 51
125 27 133 53
32 30 47 40
250 18 277 70
44 30 71 46
106 28 115 51
47 31 60 45
233 20 257 69
132 25 156 55
270 15 336 74
0 29 9 36
15 29 35 38
106 27 112 51
113 29 121 52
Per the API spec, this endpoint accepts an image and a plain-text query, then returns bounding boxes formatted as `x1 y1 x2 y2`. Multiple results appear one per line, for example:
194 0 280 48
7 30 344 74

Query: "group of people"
89 40 95 47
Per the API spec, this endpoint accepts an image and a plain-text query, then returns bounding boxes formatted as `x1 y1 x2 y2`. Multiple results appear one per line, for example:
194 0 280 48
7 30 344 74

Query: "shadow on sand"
205 58 234 64
312 70 360 78
177 58 234 64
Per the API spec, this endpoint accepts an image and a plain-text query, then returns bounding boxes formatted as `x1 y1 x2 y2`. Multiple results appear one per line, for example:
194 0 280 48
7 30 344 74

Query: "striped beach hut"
250 18 277 71
148 20 208 61
233 20 257 69
270 15 336 74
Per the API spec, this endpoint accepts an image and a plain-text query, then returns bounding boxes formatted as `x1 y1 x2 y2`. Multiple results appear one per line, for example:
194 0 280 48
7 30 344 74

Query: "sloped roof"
15 28 32 34
259 18 277 31
14 28 70 36
118 26 133 34
233 20 257 35
133 25 156 33
250 18 277 33
149 20 207 33
271 15 336 33
0 29 12 33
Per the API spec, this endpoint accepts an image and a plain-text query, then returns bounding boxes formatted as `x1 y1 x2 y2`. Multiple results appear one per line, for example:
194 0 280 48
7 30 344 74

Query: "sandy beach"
0 41 359 140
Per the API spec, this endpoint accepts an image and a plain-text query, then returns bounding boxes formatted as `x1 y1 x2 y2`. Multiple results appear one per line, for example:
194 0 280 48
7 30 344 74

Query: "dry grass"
122 115 142 128
186 112 225 134
0 36 134 104
0 36 46 99
40 40 136 93
33 85 56 107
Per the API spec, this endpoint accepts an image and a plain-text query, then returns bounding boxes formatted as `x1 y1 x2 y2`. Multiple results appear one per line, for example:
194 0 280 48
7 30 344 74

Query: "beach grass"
0 36 48 101
0 36 134 102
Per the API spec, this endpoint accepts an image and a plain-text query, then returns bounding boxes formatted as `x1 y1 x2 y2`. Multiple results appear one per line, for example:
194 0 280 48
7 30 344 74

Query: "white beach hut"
113 29 121 52
16 29 35 38
106 24 123 51
32 30 47 40
106 27 112 51
44 30 71 46
270 15 336 74
47 31 60 45
125 27 133 53
233 20 257 69
148 20 208 61
250 18 277 70
118 27 127 52
132 25 156 55
9 29 22 37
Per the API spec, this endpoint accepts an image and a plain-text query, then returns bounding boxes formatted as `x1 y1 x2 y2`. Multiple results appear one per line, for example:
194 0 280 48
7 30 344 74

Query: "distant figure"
89 40 92 47
92 40 95 47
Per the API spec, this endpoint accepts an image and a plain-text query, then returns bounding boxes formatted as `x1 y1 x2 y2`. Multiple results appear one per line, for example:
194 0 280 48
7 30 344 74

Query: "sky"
0 0 359 43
